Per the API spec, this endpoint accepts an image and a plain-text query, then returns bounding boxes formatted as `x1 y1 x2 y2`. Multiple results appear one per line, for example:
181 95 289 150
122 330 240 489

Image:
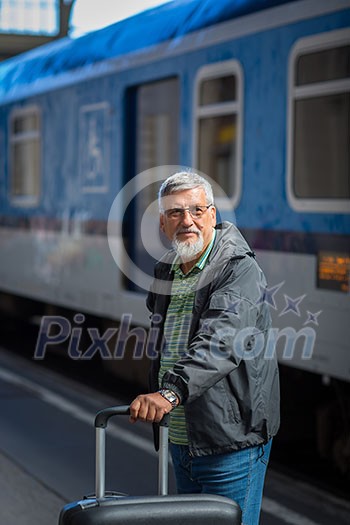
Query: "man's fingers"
129 393 172 423
154 407 168 423
129 397 142 422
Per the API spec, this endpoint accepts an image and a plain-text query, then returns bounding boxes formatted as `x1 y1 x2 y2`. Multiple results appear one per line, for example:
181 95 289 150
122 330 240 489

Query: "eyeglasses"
164 204 213 220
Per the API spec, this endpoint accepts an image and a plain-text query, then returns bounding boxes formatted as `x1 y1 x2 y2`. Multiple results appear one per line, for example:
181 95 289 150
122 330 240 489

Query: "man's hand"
129 392 175 424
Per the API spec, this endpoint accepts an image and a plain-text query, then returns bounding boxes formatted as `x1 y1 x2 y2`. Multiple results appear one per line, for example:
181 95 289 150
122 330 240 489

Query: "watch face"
161 389 177 406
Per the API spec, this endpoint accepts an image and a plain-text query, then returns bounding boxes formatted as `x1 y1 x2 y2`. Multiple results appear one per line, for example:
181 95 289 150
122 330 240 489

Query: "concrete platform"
0 450 66 525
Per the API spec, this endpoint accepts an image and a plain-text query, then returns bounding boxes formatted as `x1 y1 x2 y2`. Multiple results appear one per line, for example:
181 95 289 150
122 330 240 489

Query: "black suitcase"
59 405 242 524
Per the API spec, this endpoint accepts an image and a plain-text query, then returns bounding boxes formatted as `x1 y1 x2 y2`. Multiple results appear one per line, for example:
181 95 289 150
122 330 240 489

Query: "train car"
0 0 349 478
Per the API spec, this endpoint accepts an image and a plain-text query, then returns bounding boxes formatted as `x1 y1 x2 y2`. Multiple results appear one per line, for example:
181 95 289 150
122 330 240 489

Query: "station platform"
0 449 66 525
1 345 350 525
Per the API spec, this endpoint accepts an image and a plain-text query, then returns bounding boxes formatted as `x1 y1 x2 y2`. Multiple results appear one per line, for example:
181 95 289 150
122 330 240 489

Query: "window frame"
0 0 59 36
287 28 350 213
9 105 42 207
193 60 244 210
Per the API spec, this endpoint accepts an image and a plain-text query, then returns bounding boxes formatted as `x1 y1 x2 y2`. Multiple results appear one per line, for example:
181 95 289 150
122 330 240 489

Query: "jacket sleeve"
161 255 268 404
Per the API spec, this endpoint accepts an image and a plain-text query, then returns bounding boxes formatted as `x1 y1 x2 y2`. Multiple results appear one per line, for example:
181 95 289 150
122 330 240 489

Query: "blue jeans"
170 440 272 525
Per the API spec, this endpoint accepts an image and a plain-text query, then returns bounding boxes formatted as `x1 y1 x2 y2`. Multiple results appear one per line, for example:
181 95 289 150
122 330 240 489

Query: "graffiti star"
304 310 322 326
279 294 306 317
256 281 285 310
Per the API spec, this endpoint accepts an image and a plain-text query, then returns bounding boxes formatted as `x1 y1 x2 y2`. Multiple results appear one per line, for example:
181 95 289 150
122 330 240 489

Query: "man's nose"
180 209 194 226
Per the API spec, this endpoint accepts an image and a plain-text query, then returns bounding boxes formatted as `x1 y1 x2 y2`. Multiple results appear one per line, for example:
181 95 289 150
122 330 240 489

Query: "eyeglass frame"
162 204 214 220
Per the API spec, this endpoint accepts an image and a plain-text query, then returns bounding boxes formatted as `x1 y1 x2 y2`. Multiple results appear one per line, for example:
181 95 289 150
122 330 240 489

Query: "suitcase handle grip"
95 405 170 428
95 405 130 428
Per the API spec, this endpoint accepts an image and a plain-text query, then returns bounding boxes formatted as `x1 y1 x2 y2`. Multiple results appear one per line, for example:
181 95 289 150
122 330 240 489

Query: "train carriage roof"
0 0 296 97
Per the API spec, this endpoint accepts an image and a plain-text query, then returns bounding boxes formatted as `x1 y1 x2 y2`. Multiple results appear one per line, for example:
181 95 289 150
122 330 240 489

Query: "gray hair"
158 172 214 211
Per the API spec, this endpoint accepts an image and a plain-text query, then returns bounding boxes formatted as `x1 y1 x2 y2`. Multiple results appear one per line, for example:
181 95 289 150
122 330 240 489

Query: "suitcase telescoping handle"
94 405 170 499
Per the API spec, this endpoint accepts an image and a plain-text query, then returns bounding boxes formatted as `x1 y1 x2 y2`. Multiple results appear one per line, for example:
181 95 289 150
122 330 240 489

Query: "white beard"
172 230 204 262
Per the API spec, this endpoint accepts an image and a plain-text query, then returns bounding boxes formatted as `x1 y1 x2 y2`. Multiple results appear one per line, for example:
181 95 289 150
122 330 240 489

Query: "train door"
124 77 180 292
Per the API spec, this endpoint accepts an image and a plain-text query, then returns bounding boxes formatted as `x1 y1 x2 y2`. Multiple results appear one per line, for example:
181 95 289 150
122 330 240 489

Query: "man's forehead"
161 188 206 208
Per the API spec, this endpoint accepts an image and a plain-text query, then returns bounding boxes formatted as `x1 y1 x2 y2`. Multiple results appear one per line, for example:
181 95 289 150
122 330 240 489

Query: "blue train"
0 0 349 476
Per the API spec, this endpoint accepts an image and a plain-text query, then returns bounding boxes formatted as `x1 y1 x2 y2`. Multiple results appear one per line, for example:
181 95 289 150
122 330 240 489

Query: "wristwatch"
158 388 179 409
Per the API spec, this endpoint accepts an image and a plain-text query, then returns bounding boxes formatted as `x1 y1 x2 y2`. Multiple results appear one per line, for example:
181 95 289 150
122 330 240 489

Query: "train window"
194 61 243 207
136 78 179 173
287 31 350 212
296 45 350 85
200 75 237 105
9 107 41 206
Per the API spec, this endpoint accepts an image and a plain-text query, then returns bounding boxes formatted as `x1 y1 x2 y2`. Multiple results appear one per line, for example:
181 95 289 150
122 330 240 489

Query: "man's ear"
210 205 217 227
159 214 165 232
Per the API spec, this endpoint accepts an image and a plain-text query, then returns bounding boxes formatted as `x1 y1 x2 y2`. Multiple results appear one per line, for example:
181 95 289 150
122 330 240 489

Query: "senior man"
129 171 280 525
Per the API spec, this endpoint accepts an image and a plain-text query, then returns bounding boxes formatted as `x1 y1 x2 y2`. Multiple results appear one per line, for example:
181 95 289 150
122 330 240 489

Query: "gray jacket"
147 221 280 456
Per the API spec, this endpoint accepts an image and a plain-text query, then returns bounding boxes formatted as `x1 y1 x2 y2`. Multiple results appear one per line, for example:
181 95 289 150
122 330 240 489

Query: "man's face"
160 187 216 261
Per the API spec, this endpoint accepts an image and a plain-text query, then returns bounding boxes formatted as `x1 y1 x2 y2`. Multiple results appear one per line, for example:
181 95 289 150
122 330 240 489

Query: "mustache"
175 228 200 237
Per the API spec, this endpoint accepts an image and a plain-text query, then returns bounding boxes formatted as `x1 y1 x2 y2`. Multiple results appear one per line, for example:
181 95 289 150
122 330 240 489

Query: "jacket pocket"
219 378 241 424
